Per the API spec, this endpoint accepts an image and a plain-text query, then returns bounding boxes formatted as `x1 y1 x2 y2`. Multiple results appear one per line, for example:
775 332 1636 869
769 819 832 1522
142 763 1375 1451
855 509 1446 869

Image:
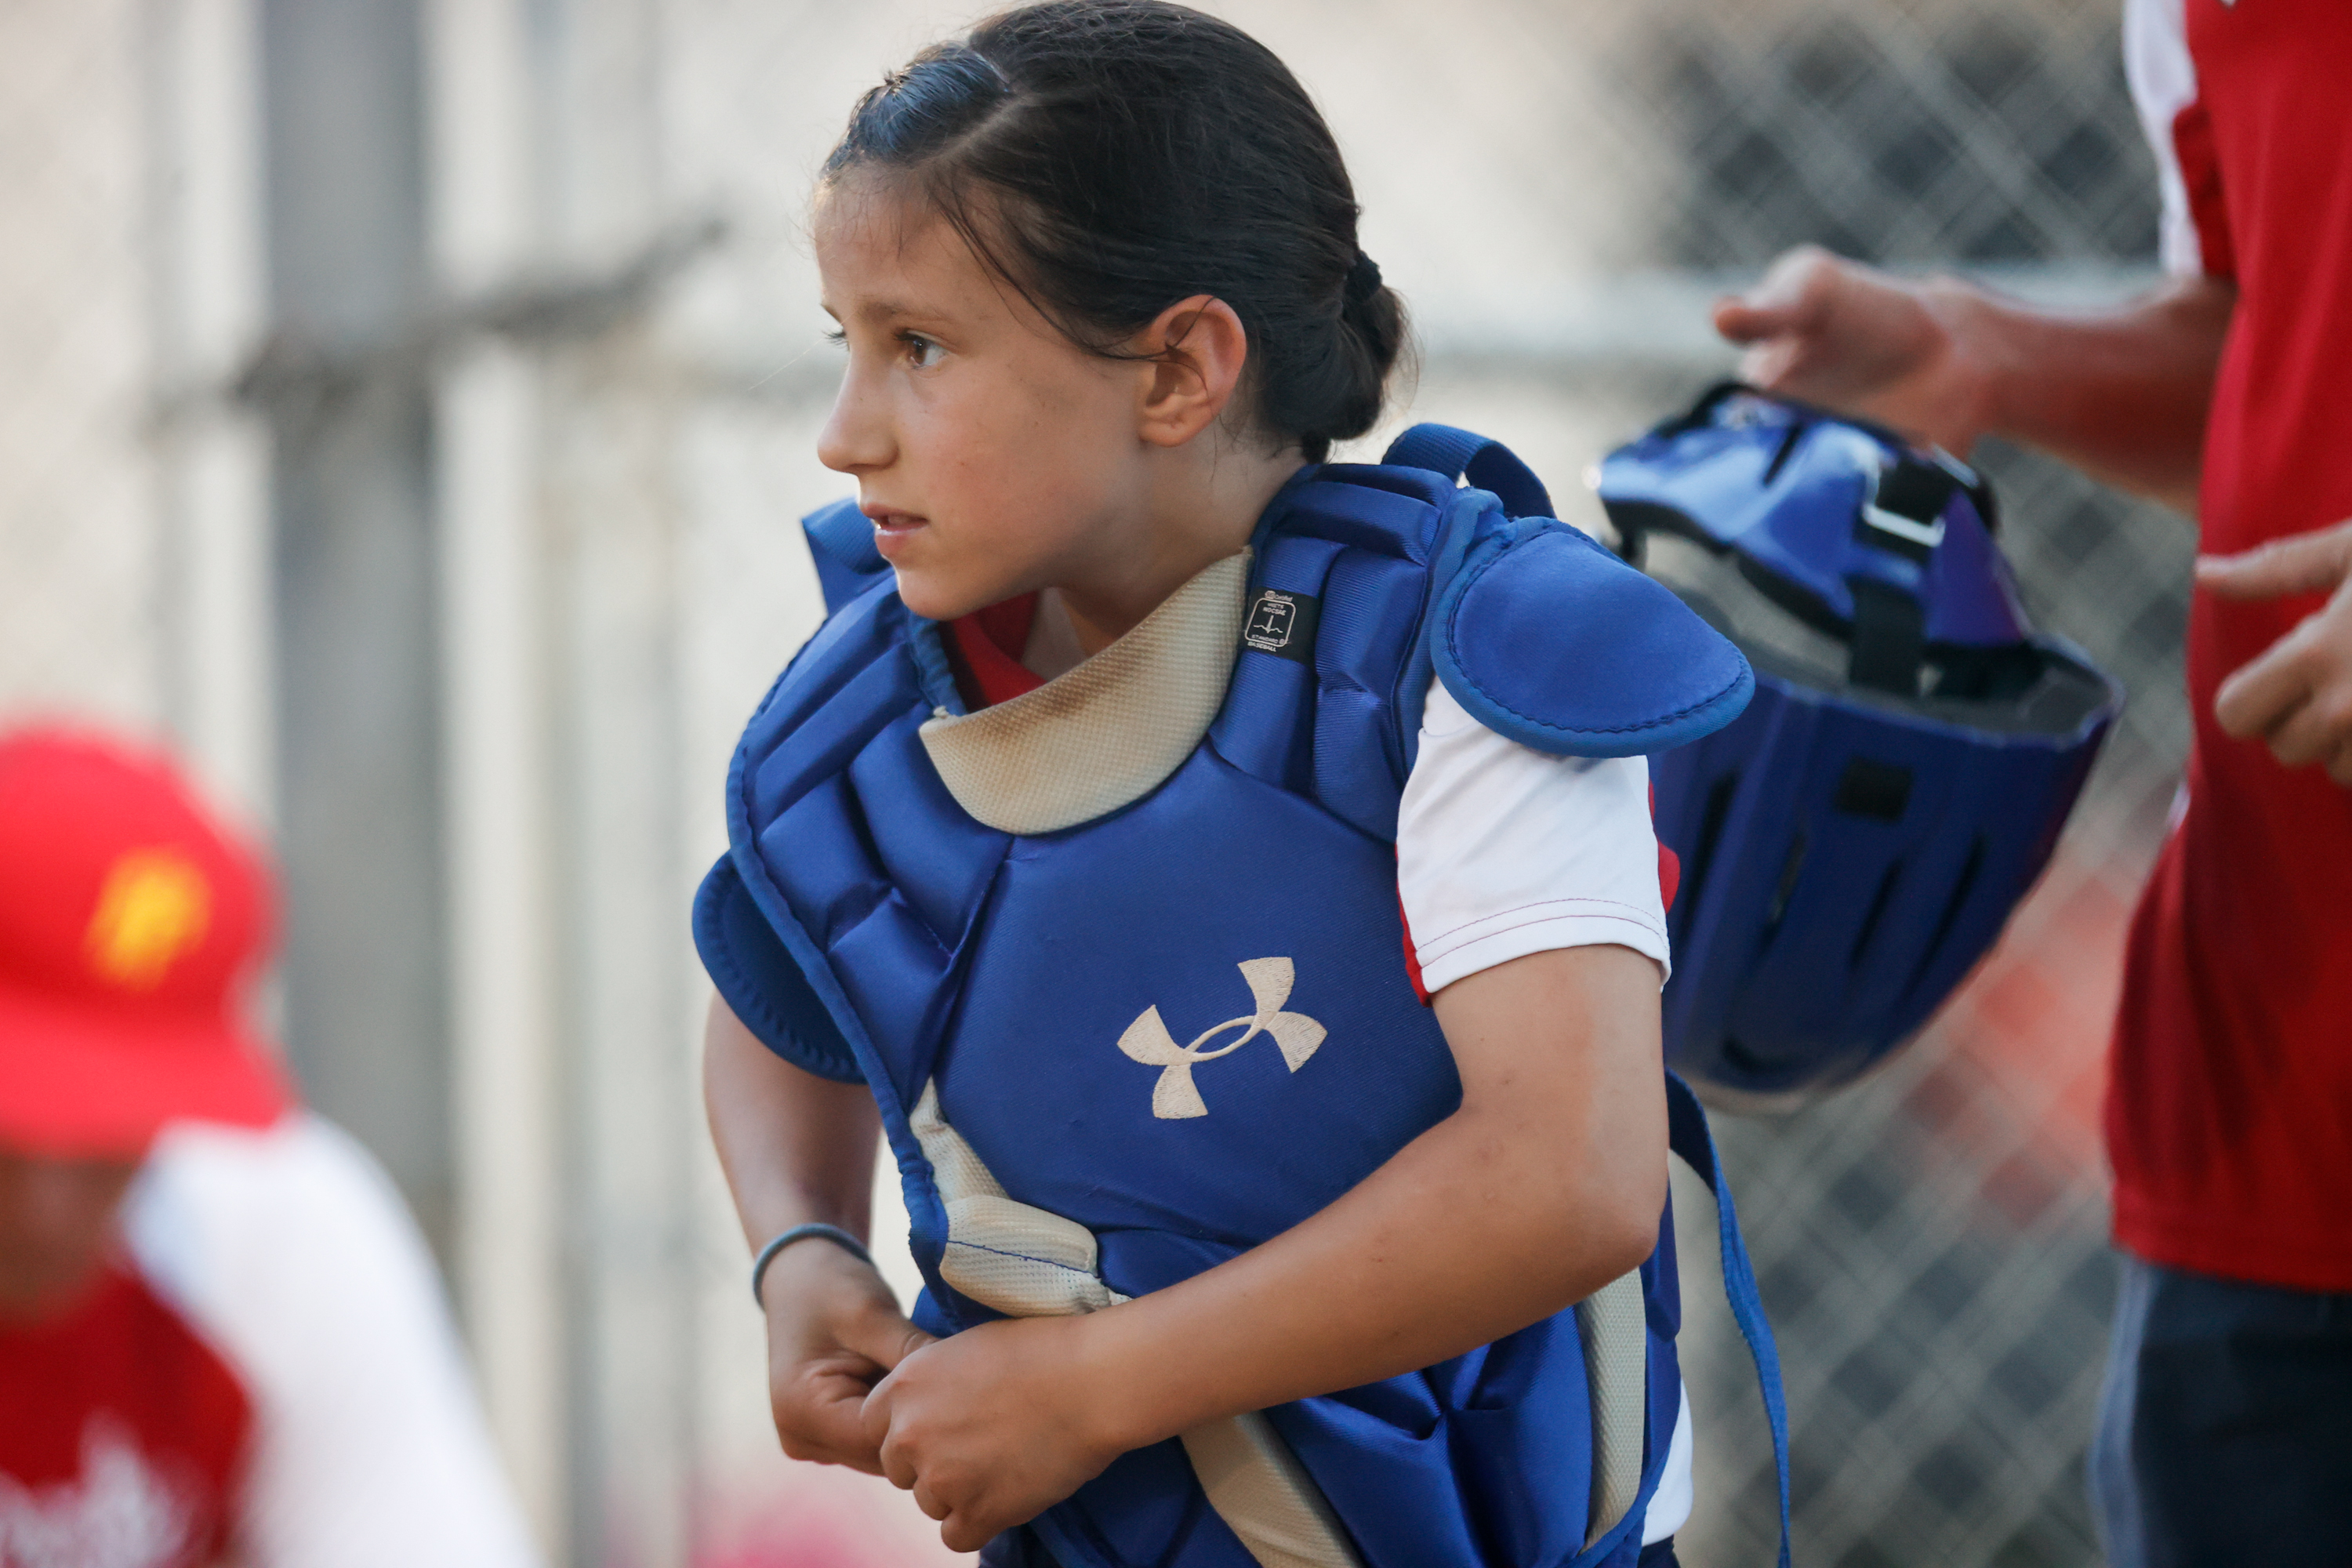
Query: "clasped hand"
765 1244 1126 1552
863 1315 1127 1552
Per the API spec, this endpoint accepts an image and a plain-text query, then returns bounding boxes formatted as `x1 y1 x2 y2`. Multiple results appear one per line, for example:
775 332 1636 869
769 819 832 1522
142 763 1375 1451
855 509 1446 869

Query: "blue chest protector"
701 431 1790 1568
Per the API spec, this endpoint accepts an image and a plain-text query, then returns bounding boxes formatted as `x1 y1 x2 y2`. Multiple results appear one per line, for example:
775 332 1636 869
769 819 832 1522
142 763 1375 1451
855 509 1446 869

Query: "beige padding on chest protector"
918 551 1250 835
1578 1269 1652 1547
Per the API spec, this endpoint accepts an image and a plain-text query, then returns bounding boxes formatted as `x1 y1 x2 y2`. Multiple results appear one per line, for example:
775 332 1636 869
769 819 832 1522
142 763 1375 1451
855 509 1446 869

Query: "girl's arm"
862 942 1667 1549
705 996 933 1472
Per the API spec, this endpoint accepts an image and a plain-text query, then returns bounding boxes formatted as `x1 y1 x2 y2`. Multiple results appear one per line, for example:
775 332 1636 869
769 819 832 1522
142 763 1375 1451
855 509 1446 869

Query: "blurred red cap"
0 726 291 1156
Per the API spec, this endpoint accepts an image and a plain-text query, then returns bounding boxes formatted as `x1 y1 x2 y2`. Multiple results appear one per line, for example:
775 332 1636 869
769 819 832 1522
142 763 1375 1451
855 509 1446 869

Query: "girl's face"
813 180 1166 623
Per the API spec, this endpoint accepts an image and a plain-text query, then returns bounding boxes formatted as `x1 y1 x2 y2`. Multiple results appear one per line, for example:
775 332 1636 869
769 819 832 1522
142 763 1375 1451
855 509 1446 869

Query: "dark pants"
2092 1251 2352 1567
981 1529 1680 1566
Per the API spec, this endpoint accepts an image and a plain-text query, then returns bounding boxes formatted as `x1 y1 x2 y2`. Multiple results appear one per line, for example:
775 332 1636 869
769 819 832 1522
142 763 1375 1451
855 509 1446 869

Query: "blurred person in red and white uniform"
1711 1 2352 1562
0 727 541 1568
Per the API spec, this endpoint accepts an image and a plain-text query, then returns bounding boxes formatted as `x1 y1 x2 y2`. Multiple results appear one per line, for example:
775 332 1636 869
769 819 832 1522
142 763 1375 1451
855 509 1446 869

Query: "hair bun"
1343 250 1383 307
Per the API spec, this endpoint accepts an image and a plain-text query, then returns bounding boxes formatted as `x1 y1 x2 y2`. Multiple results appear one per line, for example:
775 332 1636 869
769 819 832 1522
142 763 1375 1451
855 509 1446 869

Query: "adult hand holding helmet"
1708 244 2352 791
1709 245 1997 457
1711 245 2230 517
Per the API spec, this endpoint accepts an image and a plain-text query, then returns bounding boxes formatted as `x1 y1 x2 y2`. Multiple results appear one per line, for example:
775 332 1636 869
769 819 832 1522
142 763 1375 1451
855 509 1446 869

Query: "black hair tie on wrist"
750 1222 875 1308
1344 249 1383 307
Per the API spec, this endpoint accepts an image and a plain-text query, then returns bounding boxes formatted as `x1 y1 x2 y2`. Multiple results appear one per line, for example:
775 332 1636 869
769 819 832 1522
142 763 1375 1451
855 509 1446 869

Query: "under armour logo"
1117 957 1328 1120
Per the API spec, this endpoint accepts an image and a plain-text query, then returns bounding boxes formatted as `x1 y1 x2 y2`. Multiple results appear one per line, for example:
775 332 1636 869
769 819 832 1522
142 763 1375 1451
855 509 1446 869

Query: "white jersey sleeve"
125 1115 542 1568
1397 676 1671 996
2122 0 2208 277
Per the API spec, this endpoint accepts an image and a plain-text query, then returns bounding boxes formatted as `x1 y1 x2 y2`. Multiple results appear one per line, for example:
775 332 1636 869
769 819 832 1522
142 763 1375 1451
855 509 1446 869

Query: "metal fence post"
257 0 452 1258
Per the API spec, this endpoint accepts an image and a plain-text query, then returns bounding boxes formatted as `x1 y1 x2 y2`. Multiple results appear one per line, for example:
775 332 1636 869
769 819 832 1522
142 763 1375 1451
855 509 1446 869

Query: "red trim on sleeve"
944 593 1044 710
2170 99 2235 279
1399 889 1432 1007
1650 782 1681 911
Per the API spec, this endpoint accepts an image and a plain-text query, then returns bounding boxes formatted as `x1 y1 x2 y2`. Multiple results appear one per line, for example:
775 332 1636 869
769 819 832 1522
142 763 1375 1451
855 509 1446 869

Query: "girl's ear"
1134 295 1250 448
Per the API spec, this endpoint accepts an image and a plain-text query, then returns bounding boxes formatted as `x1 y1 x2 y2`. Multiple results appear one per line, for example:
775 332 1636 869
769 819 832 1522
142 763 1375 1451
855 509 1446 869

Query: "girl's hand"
862 1315 1124 1552
763 1240 933 1472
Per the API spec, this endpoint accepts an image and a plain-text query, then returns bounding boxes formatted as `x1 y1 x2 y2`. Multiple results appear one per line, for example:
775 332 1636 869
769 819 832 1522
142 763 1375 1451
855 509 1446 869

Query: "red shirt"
0 1263 252 1564
945 594 1047 708
2110 0 2352 1290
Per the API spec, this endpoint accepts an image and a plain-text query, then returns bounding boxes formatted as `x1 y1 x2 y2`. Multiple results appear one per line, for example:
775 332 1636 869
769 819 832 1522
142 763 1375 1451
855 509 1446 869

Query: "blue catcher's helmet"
1598 383 2122 1110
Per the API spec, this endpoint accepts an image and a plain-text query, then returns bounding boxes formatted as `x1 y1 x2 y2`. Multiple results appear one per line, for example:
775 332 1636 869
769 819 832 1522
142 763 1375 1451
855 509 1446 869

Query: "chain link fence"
0 1 2190 1563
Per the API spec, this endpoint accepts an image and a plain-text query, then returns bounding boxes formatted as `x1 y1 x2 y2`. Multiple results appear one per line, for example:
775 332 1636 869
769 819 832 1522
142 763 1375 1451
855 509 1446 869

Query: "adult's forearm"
1959 273 2233 511
704 996 883 1249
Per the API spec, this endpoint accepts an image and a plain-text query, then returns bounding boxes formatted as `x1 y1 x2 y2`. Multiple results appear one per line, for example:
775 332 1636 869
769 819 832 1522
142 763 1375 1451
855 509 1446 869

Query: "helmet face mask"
1599 384 2122 1111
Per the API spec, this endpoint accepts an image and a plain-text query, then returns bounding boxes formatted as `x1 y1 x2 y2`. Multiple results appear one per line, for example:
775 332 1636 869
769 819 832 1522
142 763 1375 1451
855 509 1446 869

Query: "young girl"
696 5 1756 1565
